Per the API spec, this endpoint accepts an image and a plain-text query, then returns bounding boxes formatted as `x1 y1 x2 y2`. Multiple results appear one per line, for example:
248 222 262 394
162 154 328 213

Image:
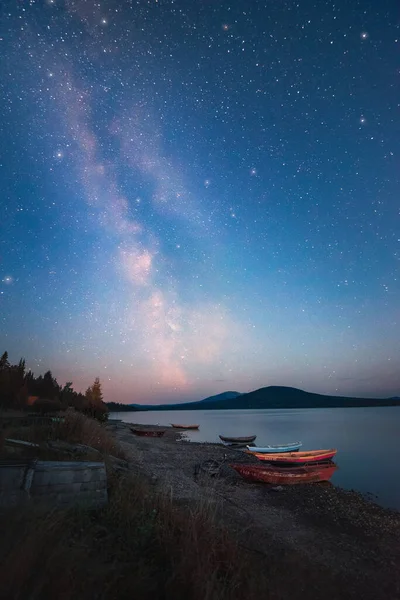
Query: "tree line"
0 351 108 421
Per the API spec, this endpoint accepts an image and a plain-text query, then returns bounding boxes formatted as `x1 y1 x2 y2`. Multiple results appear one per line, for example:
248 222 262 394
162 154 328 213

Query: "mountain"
106 386 400 412
197 391 241 404
124 390 241 411
206 386 400 410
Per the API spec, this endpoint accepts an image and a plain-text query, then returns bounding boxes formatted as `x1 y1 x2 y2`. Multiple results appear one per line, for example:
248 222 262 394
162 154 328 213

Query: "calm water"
111 407 400 510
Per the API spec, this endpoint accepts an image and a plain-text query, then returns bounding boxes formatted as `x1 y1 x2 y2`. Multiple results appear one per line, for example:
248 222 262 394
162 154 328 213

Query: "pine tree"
85 385 93 404
91 377 103 405
85 377 107 421
0 351 9 370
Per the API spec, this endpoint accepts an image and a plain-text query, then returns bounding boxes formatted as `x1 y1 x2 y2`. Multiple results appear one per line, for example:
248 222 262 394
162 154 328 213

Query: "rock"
270 486 284 492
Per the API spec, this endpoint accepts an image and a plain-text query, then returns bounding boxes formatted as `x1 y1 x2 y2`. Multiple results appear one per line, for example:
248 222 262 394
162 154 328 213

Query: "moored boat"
230 462 337 485
130 427 165 438
247 448 337 464
219 435 256 444
171 424 199 430
248 441 302 453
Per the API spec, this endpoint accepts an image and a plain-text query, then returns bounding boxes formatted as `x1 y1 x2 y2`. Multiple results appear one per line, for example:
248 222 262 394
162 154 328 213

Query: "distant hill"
205 386 400 410
107 390 241 412
106 386 400 412
197 391 241 404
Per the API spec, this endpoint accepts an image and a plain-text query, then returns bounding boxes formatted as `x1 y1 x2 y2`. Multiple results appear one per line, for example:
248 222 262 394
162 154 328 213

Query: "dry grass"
1 411 124 461
0 471 269 600
0 412 269 599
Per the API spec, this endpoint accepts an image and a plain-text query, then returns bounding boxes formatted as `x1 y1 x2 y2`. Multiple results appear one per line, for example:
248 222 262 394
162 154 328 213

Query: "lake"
111 406 400 510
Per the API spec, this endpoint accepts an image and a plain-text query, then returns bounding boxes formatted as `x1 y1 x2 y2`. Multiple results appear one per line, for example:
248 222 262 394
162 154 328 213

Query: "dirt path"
109 421 400 600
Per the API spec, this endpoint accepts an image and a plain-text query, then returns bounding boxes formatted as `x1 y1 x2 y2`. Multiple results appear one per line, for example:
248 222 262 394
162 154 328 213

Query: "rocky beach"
109 420 400 600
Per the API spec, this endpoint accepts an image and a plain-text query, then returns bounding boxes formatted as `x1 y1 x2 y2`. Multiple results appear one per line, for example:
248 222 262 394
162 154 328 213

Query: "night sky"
1 0 399 404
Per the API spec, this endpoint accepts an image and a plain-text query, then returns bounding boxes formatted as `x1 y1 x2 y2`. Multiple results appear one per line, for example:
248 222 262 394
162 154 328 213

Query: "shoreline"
107 420 400 600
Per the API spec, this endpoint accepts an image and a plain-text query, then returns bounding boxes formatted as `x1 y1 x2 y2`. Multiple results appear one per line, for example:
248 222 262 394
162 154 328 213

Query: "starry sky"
1 0 399 404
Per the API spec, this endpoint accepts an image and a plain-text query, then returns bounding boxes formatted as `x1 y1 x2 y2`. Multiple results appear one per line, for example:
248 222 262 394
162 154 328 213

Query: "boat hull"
247 449 337 464
221 441 255 448
130 428 165 438
171 424 199 430
230 463 337 485
219 435 256 444
248 442 302 453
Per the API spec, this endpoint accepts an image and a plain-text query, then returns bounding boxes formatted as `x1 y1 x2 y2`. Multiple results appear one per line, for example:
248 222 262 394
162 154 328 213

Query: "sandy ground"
108 421 400 600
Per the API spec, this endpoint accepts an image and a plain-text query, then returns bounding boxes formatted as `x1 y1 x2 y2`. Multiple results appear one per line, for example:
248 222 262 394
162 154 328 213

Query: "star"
1 0 399 419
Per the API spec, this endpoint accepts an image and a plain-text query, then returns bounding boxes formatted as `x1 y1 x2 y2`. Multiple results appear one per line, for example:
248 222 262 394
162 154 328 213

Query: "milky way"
1 0 399 403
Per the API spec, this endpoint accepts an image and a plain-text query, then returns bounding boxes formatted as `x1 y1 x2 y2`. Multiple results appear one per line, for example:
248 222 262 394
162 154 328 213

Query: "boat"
247 449 337 464
219 435 256 444
171 424 199 430
230 462 337 485
130 427 165 438
221 441 256 449
222 442 254 449
247 441 302 453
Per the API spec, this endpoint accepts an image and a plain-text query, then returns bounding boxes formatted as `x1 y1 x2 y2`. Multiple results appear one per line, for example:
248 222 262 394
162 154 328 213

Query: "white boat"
247 441 302 453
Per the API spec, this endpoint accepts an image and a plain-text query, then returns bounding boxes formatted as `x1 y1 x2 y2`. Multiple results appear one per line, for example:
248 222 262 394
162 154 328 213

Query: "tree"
60 382 73 409
0 351 10 370
91 377 103 404
85 377 108 422
0 354 28 409
0 350 107 421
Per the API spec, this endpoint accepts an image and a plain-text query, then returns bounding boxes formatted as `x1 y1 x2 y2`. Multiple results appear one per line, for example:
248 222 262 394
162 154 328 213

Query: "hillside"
201 386 400 410
107 386 400 412
196 391 241 404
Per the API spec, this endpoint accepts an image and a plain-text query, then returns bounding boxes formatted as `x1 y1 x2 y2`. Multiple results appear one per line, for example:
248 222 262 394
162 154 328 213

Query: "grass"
0 412 269 600
0 473 268 600
1 410 124 461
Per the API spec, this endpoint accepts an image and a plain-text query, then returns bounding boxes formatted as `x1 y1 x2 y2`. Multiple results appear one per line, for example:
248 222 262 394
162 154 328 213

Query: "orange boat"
247 449 337 464
230 463 337 485
171 424 199 430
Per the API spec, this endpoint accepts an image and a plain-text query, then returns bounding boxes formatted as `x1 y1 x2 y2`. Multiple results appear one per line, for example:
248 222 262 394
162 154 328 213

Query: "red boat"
247 449 337 464
130 427 165 438
230 462 337 485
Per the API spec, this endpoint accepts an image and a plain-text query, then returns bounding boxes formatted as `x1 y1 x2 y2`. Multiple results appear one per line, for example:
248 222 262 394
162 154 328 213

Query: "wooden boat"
230 463 337 485
219 435 256 444
247 449 337 464
171 424 199 430
221 441 256 449
129 427 165 438
247 441 302 453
